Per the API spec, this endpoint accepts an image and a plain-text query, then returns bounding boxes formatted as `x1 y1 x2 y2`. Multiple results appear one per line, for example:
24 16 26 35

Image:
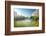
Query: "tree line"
14 16 39 21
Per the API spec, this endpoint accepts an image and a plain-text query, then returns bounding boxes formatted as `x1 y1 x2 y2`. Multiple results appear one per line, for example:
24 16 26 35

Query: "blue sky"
14 8 38 17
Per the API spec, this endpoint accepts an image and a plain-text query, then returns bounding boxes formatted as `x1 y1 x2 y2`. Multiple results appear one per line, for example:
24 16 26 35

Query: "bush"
30 16 39 21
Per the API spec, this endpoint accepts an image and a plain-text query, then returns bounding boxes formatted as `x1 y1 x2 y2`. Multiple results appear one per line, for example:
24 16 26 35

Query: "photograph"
5 1 45 35
14 8 39 27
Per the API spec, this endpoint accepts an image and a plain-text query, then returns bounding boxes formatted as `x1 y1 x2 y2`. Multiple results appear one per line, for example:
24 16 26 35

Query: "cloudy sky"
14 8 39 17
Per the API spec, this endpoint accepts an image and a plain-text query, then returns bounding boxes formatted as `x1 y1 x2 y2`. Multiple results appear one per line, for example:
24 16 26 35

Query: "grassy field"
14 20 39 27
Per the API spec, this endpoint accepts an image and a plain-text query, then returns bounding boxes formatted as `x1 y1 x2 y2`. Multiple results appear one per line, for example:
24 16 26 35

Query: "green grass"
14 20 39 27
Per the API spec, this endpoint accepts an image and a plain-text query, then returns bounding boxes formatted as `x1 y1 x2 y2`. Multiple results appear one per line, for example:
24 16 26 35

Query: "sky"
14 8 39 17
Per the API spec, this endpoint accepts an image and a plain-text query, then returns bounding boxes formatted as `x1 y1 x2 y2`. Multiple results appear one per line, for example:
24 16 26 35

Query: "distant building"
14 11 23 17
32 10 39 16
14 11 17 17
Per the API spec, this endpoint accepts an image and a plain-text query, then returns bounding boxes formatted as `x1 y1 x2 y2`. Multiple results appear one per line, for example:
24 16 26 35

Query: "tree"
30 16 34 20
30 16 39 21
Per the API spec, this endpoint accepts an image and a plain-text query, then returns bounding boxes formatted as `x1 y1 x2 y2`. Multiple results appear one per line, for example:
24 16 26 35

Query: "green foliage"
30 16 34 20
30 16 39 21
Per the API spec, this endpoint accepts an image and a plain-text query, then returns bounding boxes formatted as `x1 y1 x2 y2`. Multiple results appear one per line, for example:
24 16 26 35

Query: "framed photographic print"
5 1 45 35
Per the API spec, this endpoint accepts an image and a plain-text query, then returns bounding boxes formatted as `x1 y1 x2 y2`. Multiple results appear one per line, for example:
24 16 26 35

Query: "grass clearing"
14 20 39 27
